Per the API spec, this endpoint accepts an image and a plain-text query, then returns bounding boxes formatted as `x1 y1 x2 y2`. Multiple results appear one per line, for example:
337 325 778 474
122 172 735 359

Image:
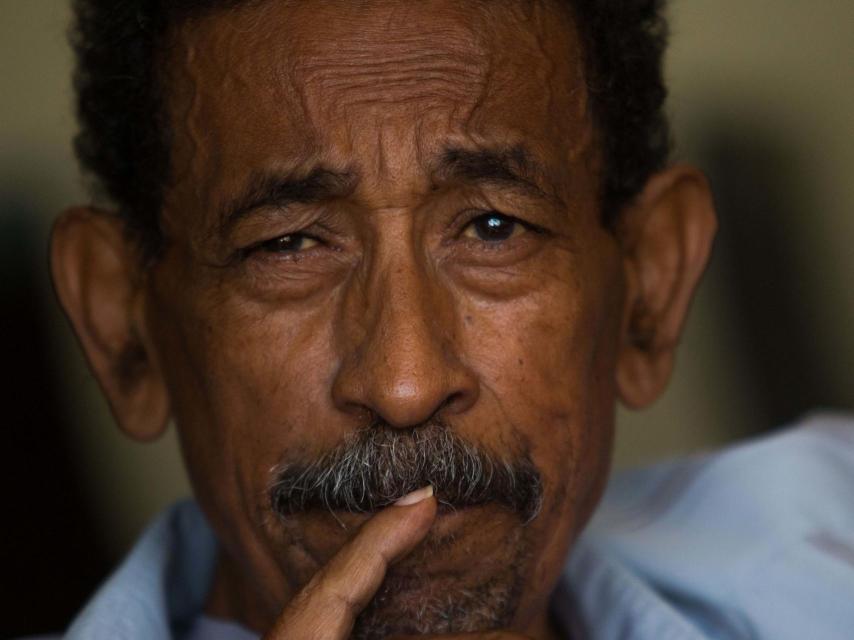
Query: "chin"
346 512 533 639
351 561 526 639
271 503 538 637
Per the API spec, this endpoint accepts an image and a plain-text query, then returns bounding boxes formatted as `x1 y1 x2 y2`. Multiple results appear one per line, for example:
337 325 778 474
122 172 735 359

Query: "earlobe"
50 207 170 441
616 166 718 409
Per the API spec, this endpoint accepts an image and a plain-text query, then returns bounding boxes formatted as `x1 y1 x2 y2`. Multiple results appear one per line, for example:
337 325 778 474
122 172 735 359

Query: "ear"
50 207 170 441
616 166 718 409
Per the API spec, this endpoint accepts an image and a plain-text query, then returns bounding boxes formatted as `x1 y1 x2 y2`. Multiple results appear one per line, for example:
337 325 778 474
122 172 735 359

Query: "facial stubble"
351 524 532 638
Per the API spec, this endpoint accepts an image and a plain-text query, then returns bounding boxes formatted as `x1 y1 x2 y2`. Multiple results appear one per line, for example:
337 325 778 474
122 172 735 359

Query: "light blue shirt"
53 412 854 639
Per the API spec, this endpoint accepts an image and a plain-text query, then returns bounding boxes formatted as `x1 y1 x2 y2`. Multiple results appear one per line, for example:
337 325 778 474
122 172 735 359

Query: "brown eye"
462 212 523 242
259 234 319 254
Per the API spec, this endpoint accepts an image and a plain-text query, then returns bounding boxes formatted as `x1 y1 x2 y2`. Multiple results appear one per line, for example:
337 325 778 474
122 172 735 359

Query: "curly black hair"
71 0 670 260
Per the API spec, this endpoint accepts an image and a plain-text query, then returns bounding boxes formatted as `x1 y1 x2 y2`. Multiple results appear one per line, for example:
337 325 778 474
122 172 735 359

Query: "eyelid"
262 234 321 252
457 209 548 237
236 230 322 261
462 213 521 241
229 203 348 248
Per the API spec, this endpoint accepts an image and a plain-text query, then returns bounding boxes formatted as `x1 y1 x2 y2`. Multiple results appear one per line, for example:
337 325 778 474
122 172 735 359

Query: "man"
48 0 854 638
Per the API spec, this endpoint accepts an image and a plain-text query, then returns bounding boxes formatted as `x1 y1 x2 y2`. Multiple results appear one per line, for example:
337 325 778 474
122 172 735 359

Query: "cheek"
455 242 621 618
146 260 343 529
456 241 622 521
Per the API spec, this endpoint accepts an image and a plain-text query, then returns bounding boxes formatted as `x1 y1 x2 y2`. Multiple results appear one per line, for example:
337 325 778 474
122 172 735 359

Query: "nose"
331 252 478 428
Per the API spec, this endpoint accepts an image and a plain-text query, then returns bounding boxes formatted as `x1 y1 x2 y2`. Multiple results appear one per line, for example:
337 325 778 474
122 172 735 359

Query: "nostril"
438 387 477 416
440 391 465 413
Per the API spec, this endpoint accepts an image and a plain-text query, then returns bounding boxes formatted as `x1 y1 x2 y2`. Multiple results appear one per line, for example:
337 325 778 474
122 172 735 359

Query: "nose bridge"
365 241 449 415
333 228 476 427
374 246 441 370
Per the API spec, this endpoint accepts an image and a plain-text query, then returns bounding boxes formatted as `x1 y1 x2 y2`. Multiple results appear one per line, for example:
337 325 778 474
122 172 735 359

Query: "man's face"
143 0 621 634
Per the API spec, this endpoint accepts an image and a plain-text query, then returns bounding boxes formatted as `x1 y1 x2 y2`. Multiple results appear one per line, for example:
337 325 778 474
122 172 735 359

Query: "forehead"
164 0 591 212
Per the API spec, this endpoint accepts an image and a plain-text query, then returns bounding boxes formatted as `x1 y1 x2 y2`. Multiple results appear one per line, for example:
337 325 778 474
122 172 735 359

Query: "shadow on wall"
698 120 848 431
1 197 110 637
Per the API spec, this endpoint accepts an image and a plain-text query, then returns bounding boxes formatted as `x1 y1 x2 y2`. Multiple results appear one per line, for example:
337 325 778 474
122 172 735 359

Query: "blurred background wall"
2 0 852 635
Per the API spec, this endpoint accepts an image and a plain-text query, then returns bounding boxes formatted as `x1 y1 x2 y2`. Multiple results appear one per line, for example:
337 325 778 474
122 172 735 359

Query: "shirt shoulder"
568 412 854 640
61 500 220 640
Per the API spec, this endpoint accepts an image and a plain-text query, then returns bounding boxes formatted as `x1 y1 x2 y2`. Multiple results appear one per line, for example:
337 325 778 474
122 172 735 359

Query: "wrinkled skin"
159 2 614 635
51 0 717 637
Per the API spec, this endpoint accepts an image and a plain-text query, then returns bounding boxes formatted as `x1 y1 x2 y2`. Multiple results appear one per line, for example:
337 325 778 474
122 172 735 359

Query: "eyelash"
238 209 544 261
236 233 324 262
456 210 546 245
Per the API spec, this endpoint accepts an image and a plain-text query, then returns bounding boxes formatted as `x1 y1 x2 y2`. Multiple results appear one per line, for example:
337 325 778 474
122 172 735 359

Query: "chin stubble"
351 526 531 639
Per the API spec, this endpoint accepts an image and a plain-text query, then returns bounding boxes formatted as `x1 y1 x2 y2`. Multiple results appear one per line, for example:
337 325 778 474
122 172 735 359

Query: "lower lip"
296 504 520 571
321 501 489 531
430 503 489 539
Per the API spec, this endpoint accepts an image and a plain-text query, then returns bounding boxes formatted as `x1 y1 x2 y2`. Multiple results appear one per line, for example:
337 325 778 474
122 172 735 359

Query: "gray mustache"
269 421 543 523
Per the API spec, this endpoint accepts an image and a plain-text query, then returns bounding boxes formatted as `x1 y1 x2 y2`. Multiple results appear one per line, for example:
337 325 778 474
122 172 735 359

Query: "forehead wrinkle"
164 9 332 241
459 0 594 199
293 41 490 113
280 1 508 124
163 0 594 240
282 6 503 199
535 2 593 161
161 28 222 247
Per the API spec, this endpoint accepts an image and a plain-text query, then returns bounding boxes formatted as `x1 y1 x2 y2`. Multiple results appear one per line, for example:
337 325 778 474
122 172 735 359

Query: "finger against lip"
264 490 437 639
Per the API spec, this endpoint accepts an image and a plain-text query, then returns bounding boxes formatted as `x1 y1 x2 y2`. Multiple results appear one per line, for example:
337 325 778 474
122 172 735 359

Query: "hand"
262 486 437 640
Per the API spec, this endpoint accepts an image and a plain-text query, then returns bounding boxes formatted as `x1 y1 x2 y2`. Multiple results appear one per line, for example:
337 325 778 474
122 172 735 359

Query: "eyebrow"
218 144 560 233
218 167 356 233
433 144 562 205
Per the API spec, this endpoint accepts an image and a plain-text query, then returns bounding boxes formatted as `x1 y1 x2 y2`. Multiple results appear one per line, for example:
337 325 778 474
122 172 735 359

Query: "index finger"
263 486 437 640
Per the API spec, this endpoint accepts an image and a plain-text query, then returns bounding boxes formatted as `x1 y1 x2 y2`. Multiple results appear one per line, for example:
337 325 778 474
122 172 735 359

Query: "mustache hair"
269 420 543 523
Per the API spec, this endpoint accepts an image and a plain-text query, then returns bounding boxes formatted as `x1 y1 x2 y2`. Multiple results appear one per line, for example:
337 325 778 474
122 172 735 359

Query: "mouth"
308 501 521 551
318 497 508 519
275 500 531 594
303 484 540 518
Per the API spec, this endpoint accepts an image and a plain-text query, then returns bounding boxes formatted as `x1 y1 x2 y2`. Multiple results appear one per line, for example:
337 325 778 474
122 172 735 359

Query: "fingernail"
393 486 434 507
